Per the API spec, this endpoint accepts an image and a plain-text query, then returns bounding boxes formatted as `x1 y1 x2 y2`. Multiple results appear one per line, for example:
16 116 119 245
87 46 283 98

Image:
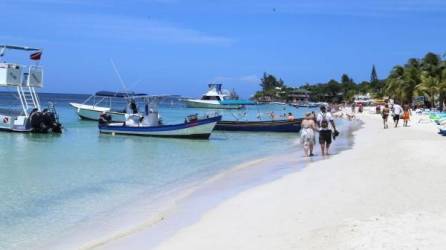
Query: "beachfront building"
287 88 311 103
353 94 373 106
254 87 312 103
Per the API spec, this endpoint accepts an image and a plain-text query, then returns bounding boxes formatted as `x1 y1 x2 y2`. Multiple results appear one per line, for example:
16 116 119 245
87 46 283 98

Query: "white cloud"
69 15 234 45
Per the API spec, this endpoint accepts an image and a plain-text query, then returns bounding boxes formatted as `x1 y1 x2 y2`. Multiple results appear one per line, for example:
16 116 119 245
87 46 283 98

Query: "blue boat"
98 95 222 140
215 119 302 132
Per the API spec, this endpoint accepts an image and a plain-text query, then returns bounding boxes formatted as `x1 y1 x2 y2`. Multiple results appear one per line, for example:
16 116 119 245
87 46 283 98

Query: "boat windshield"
201 95 221 101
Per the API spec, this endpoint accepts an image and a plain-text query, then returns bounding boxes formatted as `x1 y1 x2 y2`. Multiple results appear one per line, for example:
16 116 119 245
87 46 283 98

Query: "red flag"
30 51 42 60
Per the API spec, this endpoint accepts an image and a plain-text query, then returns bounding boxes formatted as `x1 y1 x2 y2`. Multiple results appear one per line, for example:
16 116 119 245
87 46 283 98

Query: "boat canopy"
95 91 147 98
0 45 40 51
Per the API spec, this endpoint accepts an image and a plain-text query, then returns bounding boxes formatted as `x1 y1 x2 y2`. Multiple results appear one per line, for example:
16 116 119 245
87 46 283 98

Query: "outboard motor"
43 109 63 133
29 110 47 133
141 103 160 126
29 108 63 133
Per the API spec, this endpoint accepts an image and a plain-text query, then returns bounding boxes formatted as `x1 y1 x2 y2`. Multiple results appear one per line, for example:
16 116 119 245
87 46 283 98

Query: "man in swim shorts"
392 103 403 128
317 106 337 156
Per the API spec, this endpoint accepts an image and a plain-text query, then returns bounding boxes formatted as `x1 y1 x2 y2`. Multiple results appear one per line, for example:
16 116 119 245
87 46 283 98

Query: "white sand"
93 114 446 250
149 114 446 250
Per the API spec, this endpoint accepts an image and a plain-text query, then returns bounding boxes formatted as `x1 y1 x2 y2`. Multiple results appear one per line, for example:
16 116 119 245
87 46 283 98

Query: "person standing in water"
382 104 390 129
300 112 316 157
317 106 338 156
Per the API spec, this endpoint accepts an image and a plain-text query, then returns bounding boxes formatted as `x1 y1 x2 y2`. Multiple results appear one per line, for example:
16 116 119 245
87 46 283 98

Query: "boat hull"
184 99 242 109
99 116 222 139
70 103 127 122
215 119 302 132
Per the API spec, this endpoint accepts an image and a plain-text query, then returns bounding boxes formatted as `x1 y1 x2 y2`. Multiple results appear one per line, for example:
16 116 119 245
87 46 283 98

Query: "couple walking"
300 106 338 157
381 103 411 129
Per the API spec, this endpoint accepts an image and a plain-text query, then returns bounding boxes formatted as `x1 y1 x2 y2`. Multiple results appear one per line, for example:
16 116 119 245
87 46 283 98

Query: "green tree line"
254 52 446 108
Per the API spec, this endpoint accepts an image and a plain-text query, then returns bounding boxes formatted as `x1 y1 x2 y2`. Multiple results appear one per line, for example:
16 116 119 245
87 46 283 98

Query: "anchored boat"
99 96 222 139
0 45 62 133
70 91 146 122
215 119 302 132
185 84 255 109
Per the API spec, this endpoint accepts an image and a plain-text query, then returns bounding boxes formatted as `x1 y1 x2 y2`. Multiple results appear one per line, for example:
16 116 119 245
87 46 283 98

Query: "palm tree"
437 67 446 109
385 65 405 102
415 71 442 108
401 65 420 103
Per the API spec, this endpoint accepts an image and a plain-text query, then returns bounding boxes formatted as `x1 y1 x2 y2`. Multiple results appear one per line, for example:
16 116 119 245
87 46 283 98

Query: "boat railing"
0 63 43 87
0 63 44 116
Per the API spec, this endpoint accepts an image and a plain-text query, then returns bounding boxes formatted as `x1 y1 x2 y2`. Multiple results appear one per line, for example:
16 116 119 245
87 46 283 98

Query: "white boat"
99 96 222 139
185 84 255 109
0 45 62 133
70 91 145 122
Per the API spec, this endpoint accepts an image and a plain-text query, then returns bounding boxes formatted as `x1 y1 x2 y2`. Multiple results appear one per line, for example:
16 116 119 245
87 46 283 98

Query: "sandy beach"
144 113 446 250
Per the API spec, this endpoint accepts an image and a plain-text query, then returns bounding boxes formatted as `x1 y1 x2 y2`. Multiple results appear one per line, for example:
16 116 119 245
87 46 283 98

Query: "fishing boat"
99 96 222 139
185 84 255 109
0 45 62 133
215 119 302 132
70 91 146 122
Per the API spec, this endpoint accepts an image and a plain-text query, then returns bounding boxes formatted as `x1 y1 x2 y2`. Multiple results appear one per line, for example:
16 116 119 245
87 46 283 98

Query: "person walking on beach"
382 104 390 129
358 103 363 113
402 104 411 127
300 113 316 157
392 103 403 127
317 106 338 156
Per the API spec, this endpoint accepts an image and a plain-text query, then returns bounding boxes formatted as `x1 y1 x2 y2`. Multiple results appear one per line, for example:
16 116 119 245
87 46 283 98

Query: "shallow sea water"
0 92 317 250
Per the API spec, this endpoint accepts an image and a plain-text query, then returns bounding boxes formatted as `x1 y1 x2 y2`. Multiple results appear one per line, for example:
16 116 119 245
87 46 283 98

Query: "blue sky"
2 0 446 97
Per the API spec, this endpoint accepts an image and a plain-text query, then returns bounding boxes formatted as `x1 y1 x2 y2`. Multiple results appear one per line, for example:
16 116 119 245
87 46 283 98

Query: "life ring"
3 117 9 124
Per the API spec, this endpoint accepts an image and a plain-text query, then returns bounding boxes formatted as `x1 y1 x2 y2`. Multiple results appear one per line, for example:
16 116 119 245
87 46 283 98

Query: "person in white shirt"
316 106 338 156
392 103 403 127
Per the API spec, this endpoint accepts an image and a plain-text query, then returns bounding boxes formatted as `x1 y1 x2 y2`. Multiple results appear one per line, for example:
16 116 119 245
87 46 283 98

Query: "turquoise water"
0 93 311 250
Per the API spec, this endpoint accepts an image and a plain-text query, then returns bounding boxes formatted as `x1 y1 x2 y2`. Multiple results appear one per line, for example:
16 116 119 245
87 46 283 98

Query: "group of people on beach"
300 106 338 157
380 102 412 129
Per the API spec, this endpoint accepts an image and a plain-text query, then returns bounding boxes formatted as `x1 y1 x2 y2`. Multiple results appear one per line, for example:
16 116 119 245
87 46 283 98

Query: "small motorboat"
215 119 302 132
185 84 255 109
99 97 222 139
0 45 62 133
70 91 146 122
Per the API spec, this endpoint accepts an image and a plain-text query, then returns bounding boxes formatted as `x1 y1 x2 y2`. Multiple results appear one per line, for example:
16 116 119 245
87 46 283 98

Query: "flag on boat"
30 51 42 60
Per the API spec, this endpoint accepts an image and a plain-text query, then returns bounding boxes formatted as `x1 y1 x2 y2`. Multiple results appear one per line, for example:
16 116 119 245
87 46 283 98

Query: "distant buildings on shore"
254 87 311 103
